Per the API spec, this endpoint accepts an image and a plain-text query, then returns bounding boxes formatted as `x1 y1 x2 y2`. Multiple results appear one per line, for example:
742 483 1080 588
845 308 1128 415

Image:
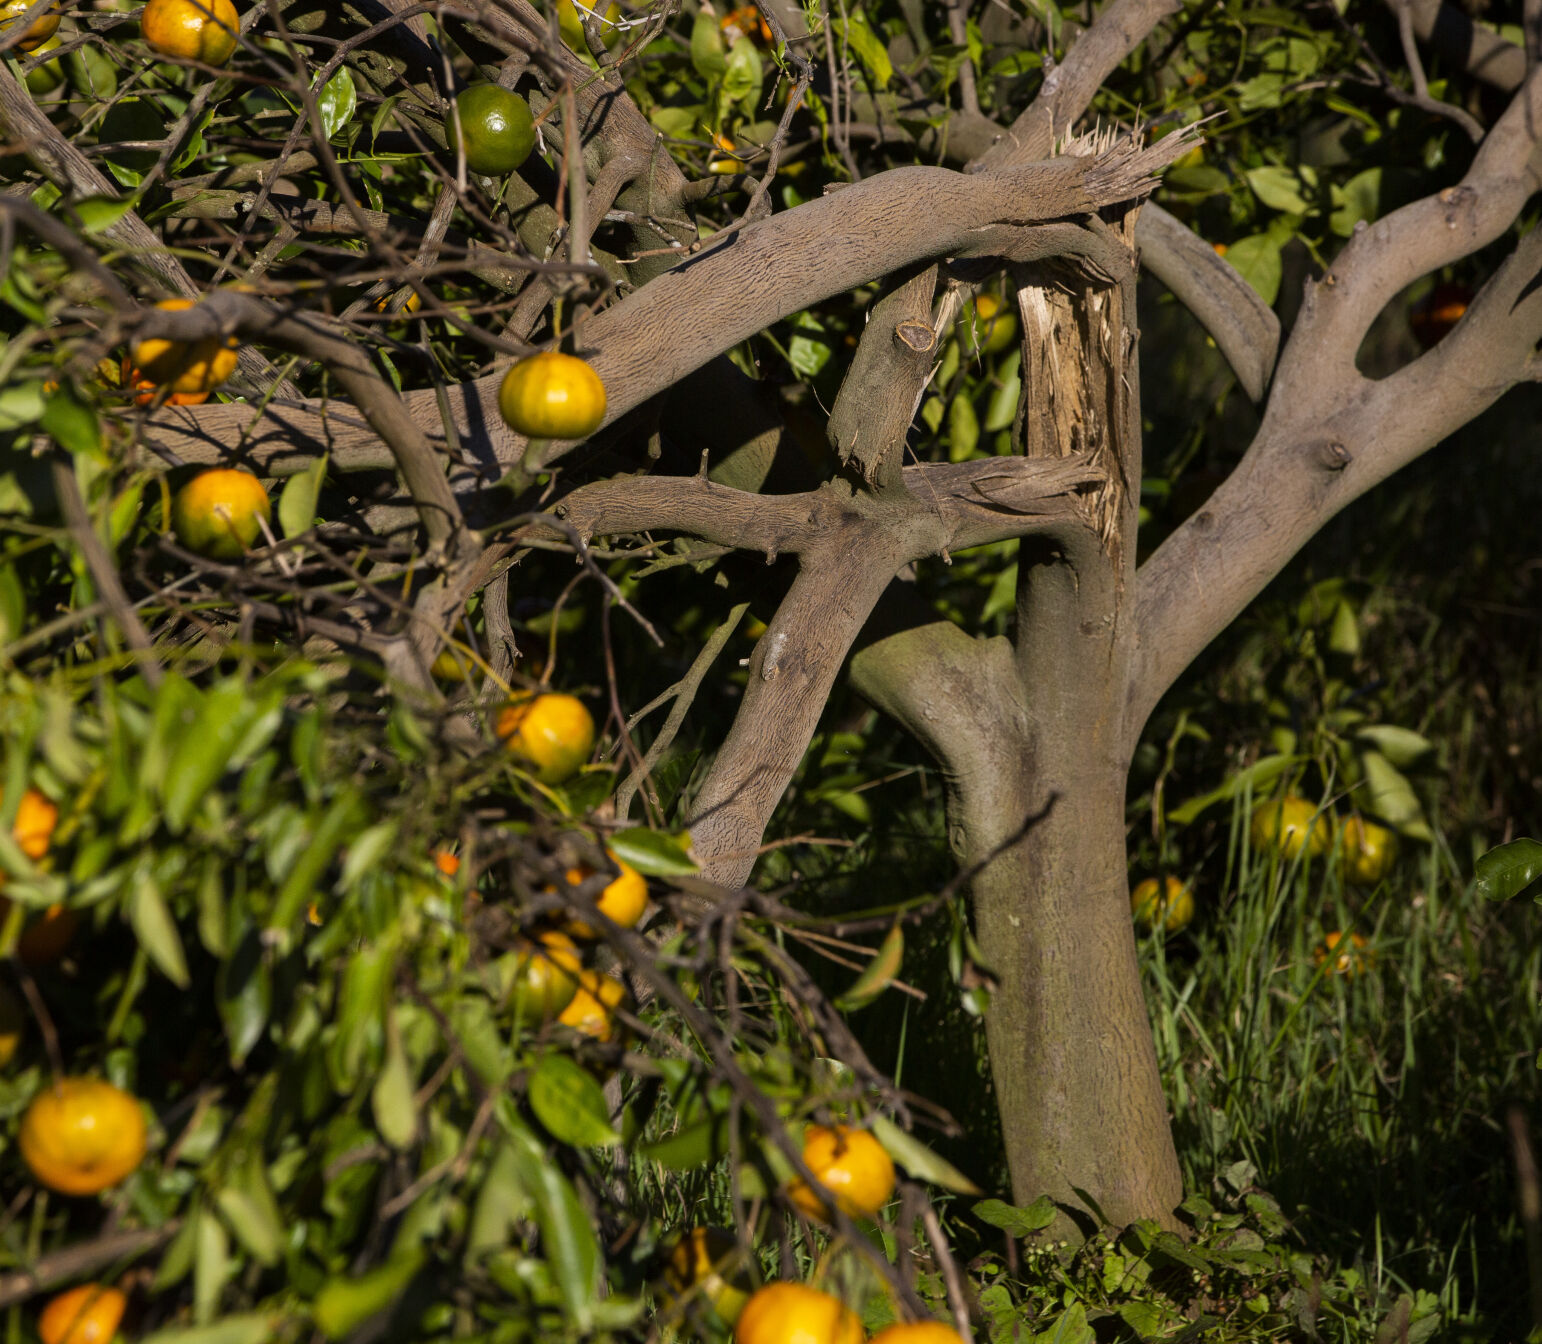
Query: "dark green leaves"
1475 839 1542 903
528 1053 619 1147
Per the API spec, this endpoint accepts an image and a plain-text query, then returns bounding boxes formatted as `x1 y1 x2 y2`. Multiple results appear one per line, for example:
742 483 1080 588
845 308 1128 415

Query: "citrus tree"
2 0 1540 1284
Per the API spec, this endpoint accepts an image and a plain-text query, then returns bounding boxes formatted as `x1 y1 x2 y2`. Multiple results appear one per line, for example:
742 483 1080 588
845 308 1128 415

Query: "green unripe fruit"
455 84 536 178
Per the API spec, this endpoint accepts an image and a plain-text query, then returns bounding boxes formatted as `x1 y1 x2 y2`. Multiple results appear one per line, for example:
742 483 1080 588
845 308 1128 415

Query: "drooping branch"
1135 203 1281 403
1395 0 1527 90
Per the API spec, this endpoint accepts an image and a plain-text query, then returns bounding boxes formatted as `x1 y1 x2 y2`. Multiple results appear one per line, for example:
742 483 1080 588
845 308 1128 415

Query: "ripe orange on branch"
557 967 627 1041
787 1122 895 1220
3 785 58 864
498 351 607 440
455 84 536 177
504 929 583 1023
561 852 647 937
20 1077 148 1195
735 1283 863 1344
128 299 238 398
1338 815 1397 886
171 467 271 560
871 1324 968 1344
496 691 595 784
141 0 240 65
0 0 58 51
38 1284 127 1344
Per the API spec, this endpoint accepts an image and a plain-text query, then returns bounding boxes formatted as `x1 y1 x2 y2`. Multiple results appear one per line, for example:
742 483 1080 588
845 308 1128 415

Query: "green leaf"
267 786 362 937
1223 234 1283 305
316 67 356 142
41 387 102 458
1245 166 1310 214
973 1194 1056 1235
142 1315 278 1344
1474 838 1542 902
528 1052 620 1147
312 1253 424 1340
213 1160 286 1266
372 1012 419 1149
131 872 190 988
1328 598 1360 656
947 393 979 461
1330 167 1381 236
277 451 327 541
1355 724 1434 768
0 379 44 431
834 922 904 1012
721 38 762 111
690 10 727 76
162 680 254 832
505 1119 601 1329
1030 1302 1094 1344
833 11 892 87
608 826 698 877
984 354 1021 431
1168 754 1298 826
192 1204 230 1325
1117 1300 1169 1337
871 1115 981 1194
1358 749 1430 839
638 1113 730 1170
787 312 831 377
70 195 137 237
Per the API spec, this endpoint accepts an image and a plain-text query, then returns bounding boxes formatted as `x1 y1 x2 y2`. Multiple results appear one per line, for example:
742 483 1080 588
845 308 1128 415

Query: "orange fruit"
140 0 239 64
455 84 536 177
503 930 582 1023
128 299 238 397
662 1227 751 1326
708 132 741 174
787 1123 895 1220
719 5 772 44
171 467 271 560
1338 816 1397 887
19 1078 148 1196
557 968 627 1042
495 691 595 784
1250 796 1330 861
871 1324 967 1344
0 0 58 50
433 850 460 878
735 1283 863 1344
1412 282 1470 349
497 351 606 440
4 786 58 862
1315 930 1373 978
120 357 210 408
1130 876 1194 936
374 288 423 316
38 1284 127 1344
561 853 646 937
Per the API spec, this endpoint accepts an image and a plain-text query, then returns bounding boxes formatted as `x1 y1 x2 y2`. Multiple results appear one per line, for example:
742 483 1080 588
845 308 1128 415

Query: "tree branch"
1135 202 1280 403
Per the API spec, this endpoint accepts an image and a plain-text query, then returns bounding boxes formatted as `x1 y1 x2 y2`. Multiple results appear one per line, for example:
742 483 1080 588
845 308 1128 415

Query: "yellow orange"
562 853 646 937
496 692 595 784
140 0 239 64
735 1283 863 1344
1130 876 1194 935
38 1284 126 1344
128 299 238 397
557 968 626 1042
171 467 270 561
19 1078 148 1196
787 1123 895 1220
497 352 606 440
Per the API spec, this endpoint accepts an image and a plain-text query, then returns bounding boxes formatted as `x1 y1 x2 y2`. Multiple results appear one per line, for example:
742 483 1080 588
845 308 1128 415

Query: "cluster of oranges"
664 1126 964 1343
487 691 638 1038
0 793 149 1344
1131 797 1397 967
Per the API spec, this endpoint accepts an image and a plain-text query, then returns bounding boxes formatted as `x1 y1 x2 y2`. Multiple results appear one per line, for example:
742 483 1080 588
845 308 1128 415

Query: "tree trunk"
963 710 1182 1229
